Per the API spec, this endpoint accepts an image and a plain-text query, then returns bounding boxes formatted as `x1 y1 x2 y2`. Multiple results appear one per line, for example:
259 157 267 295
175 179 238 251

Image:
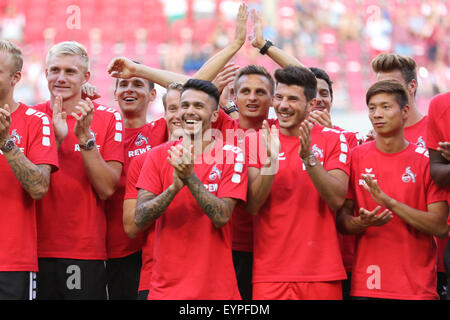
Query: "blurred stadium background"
1 0 449 136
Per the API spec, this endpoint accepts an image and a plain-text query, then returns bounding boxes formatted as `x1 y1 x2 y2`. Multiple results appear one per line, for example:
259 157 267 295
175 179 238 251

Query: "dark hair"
309 67 333 99
162 82 183 110
366 80 409 108
234 64 275 95
371 53 417 85
115 60 155 91
182 79 220 109
274 66 317 102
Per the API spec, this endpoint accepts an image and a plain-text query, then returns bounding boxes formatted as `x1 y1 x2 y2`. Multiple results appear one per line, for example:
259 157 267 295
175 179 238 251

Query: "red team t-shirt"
348 141 447 300
124 152 154 292
0 103 58 271
34 101 124 260
106 118 168 259
249 124 349 283
136 139 248 299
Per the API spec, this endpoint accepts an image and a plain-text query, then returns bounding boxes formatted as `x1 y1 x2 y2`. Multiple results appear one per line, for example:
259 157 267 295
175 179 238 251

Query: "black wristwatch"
259 40 273 55
79 134 96 151
223 101 238 115
0 138 16 153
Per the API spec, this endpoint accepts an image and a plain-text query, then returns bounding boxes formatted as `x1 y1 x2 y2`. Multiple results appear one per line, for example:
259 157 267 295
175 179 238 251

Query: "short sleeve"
98 107 125 164
124 154 147 200
217 149 248 202
136 146 164 195
23 108 59 170
323 130 351 175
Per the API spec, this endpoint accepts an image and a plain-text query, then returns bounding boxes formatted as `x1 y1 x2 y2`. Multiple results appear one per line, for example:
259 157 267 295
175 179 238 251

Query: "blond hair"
0 40 23 74
46 41 90 71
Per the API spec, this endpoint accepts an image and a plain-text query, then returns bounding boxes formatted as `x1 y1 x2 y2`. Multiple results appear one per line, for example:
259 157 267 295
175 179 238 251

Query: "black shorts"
232 250 253 300
0 271 36 300
36 258 107 300
137 290 149 300
106 251 142 300
444 238 450 299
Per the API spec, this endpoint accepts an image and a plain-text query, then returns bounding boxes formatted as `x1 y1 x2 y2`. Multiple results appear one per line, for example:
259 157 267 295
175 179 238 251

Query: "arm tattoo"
4 147 51 199
183 174 236 227
135 187 178 229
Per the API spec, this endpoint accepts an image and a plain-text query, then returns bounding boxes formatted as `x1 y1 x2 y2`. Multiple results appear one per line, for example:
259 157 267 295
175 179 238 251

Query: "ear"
150 88 157 101
11 71 21 86
307 98 317 113
401 104 410 122
407 79 417 96
83 70 91 84
210 109 219 124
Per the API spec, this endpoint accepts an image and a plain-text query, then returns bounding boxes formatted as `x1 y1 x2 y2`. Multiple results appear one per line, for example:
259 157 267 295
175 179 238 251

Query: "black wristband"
259 40 273 55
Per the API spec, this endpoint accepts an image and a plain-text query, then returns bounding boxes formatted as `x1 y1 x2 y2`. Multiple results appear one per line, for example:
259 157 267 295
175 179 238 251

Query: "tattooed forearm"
134 186 178 229
183 174 236 228
3 147 51 200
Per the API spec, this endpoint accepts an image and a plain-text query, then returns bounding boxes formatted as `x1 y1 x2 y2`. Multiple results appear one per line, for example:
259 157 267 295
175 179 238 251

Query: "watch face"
86 139 96 149
308 155 317 167
1 139 15 152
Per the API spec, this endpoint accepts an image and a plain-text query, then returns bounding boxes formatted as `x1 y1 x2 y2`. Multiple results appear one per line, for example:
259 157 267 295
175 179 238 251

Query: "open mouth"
246 104 259 111
277 111 293 120
122 97 137 102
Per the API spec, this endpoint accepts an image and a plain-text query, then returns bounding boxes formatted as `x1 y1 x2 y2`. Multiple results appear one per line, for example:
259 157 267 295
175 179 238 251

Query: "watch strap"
259 40 273 55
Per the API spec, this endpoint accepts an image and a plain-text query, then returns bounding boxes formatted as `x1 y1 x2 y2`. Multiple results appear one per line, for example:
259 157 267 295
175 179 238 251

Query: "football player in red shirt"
0 40 58 300
337 80 448 300
371 53 448 298
34 41 124 300
135 79 248 299
427 91 450 299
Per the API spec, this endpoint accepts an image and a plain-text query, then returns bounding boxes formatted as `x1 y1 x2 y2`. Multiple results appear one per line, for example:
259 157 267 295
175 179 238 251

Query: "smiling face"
179 89 218 138
234 74 272 122
163 88 183 139
367 92 409 137
273 83 313 136
115 77 155 117
46 54 90 102
311 78 332 113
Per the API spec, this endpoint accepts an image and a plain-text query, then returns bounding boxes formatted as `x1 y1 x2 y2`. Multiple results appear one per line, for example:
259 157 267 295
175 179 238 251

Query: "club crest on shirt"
135 133 149 147
416 136 426 148
278 152 286 160
10 129 22 144
312 144 324 158
401 166 416 183
209 165 222 181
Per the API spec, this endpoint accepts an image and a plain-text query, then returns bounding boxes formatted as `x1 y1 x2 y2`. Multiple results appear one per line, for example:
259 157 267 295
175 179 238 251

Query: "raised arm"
299 120 348 211
245 121 279 215
107 57 190 88
249 9 305 68
0 104 52 200
72 98 122 200
193 3 248 81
